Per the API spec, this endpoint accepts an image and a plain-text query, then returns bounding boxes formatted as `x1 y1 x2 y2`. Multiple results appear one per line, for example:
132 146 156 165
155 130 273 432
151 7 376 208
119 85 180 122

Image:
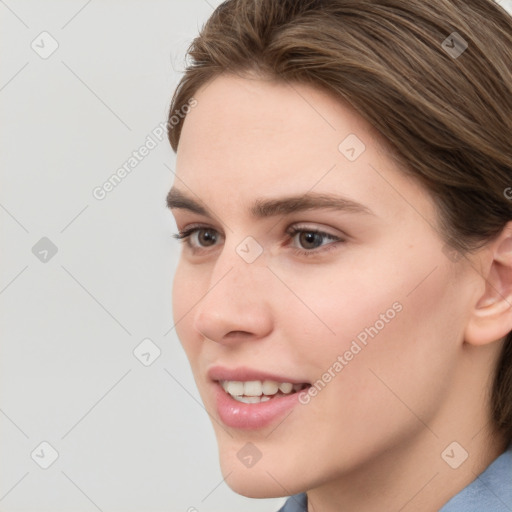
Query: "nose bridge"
192 238 271 341
214 231 268 289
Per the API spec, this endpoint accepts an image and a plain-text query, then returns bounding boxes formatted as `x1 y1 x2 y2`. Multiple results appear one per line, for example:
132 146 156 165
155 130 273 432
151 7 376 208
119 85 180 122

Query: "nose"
192 246 273 344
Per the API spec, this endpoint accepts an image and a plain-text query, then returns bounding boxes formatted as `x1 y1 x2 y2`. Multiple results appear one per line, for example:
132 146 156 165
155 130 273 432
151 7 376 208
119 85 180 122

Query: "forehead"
174 73 434 225
178 72 375 161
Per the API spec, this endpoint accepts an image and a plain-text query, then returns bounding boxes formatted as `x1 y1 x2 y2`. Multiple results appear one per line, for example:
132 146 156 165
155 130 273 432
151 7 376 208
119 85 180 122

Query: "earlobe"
464 222 512 347
465 298 512 347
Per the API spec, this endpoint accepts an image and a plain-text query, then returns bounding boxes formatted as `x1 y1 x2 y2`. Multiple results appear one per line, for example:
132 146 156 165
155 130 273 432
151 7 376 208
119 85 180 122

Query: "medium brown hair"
167 0 512 442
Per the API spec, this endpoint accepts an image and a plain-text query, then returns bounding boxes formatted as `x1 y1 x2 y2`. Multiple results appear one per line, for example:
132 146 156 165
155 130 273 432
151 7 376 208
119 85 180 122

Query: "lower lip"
213 382 308 430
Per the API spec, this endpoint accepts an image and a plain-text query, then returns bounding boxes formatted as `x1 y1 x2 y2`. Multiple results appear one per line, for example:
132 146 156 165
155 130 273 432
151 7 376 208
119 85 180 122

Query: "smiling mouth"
218 379 311 403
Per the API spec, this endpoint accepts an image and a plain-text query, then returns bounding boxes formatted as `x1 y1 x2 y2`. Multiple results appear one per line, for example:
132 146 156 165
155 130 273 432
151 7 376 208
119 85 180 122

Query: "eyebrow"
166 187 374 218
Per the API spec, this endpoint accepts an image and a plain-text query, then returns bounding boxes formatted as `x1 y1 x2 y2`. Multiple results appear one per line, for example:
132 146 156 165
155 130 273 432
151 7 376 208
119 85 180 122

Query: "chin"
216 443 306 499
221 464 291 499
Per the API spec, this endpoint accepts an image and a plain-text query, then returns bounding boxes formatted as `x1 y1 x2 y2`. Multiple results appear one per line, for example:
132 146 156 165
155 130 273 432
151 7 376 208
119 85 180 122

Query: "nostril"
225 330 253 338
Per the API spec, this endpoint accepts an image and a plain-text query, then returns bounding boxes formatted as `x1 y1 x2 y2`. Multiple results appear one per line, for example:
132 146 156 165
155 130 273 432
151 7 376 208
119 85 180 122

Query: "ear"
464 221 512 346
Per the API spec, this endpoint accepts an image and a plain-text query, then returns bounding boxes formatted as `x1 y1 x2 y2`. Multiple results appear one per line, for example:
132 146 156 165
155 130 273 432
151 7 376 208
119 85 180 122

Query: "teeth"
222 381 244 396
220 379 304 400
262 380 279 395
279 382 293 393
233 395 272 403
244 380 263 396
234 396 262 403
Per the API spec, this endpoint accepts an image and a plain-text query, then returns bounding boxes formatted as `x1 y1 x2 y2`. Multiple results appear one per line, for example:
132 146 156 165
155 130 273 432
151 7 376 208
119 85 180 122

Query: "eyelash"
171 224 343 257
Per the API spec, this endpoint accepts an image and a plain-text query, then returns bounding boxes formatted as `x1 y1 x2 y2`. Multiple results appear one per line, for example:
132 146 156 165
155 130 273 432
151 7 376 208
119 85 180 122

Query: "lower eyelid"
291 242 341 257
291 237 342 254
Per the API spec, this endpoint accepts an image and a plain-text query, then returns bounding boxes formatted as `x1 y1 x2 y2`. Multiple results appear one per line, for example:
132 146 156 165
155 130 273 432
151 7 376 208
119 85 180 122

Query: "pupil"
300 231 321 249
199 229 216 246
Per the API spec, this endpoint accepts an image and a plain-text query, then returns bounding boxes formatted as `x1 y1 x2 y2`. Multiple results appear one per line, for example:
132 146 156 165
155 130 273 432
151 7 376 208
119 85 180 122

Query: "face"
168 73 477 498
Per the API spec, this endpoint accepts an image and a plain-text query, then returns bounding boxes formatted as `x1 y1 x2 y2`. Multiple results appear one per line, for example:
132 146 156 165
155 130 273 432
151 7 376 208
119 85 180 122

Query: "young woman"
166 1 512 510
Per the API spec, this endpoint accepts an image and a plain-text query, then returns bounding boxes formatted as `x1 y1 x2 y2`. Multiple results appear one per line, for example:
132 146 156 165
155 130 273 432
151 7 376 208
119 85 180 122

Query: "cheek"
314 263 460 426
280 252 462 413
274 258 407 366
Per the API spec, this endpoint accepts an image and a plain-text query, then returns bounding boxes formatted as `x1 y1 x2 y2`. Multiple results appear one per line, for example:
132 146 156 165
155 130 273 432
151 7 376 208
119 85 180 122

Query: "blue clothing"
278 444 512 511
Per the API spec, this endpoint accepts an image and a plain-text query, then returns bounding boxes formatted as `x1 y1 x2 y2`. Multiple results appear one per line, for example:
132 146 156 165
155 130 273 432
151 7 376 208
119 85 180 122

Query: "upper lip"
208 365 310 384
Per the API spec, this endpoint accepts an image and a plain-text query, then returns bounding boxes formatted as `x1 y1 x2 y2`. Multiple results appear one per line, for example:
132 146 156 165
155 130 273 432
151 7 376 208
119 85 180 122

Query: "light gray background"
0 1 286 511
2 1 511 511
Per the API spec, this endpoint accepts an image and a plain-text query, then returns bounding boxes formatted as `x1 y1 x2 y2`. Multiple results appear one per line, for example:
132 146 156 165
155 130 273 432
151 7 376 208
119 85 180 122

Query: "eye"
286 225 343 255
172 226 222 250
172 224 344 256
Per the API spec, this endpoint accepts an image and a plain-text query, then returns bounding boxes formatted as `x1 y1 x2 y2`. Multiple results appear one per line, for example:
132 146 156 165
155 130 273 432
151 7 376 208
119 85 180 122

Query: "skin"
168 73 511 512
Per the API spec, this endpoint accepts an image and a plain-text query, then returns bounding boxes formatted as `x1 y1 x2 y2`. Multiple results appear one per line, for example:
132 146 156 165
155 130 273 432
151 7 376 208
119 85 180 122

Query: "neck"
306 426 507 512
